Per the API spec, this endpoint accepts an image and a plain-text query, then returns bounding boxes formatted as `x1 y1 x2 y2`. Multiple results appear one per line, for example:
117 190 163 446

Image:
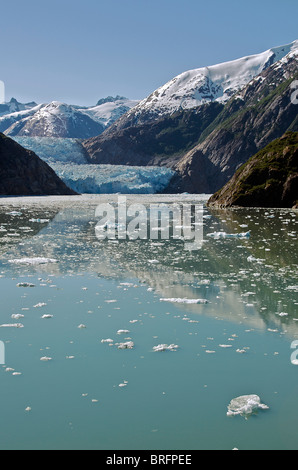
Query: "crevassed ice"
51 162 175 194
13 137 88 164
12 137 176 194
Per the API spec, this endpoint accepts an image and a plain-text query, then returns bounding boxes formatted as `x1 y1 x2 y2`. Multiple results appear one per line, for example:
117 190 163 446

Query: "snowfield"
127 40 298 120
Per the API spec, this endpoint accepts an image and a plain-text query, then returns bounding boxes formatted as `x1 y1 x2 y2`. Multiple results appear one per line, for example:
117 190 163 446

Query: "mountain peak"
96 95 128 106
124 39 298 124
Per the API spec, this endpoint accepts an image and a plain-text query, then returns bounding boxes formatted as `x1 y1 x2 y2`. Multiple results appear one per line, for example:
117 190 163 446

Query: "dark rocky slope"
174 55 298 193
207 132 298 208
82 103 223 167
0 133 77 196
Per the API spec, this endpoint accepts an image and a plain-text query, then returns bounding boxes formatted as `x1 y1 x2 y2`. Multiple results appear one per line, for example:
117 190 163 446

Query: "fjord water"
0 195 297 450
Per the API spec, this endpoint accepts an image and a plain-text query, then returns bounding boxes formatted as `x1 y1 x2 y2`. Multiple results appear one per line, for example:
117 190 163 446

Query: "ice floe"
16 282 35 288
227 395 269 418
116 341 134 349
160 298 209 304
207 231 250 239
11 314 24 320
153 344 179 352
29 219 50 223
0 323 24 328
9 257 57 265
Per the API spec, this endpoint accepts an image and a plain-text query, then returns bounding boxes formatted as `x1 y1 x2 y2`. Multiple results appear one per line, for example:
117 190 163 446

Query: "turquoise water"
0 195 297 450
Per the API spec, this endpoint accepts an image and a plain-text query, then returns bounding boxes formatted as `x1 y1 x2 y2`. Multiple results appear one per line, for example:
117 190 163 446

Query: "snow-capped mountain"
76 96 139 129
0 96 139 138
83 40 298 195
3 101 106 138
0 102 45 134
119 40 298 125
0 97 38 116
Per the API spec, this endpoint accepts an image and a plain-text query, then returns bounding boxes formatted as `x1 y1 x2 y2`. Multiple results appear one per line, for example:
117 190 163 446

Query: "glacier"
14 136 88 164
49 162 176 194
13 137 175 194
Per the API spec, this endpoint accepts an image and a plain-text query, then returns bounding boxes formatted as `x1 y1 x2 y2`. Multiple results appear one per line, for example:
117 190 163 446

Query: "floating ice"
29 219 50 223
6 211 22 217
77 324 87 329
160 298 209 304
153 344 179 352
40 356 52 362
247 255 264 264
207 231 250 239
41 314 53 319
10 258 57 265
11 314 24 320
101 338 114 343
117 341 134 349
227 395 269 418
117 329 130 335
16 282 35 288
0 323 24 328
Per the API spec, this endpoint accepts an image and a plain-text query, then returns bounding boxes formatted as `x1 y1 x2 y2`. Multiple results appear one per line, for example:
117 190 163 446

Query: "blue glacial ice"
13 136 88 164
12 137 176 194
50 163 175 194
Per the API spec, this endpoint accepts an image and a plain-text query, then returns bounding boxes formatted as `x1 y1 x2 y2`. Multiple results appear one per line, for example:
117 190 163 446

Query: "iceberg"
160 297 209 304
9 257 57 265
116 341 134 349
227 395 269 418
153 344 179 352
16 282 35 288
207 231 250 239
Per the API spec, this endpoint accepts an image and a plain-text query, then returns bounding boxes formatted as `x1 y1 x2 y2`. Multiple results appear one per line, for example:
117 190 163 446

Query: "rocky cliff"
207 132 298 208
0 133 77 196
173 53 298 193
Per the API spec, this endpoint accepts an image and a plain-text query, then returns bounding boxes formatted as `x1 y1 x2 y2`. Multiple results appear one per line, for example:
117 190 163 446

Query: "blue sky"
1 0 297 106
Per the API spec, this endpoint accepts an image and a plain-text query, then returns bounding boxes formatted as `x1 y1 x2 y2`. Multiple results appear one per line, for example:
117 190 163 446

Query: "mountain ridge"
82 41 298 194
0 96 139 139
